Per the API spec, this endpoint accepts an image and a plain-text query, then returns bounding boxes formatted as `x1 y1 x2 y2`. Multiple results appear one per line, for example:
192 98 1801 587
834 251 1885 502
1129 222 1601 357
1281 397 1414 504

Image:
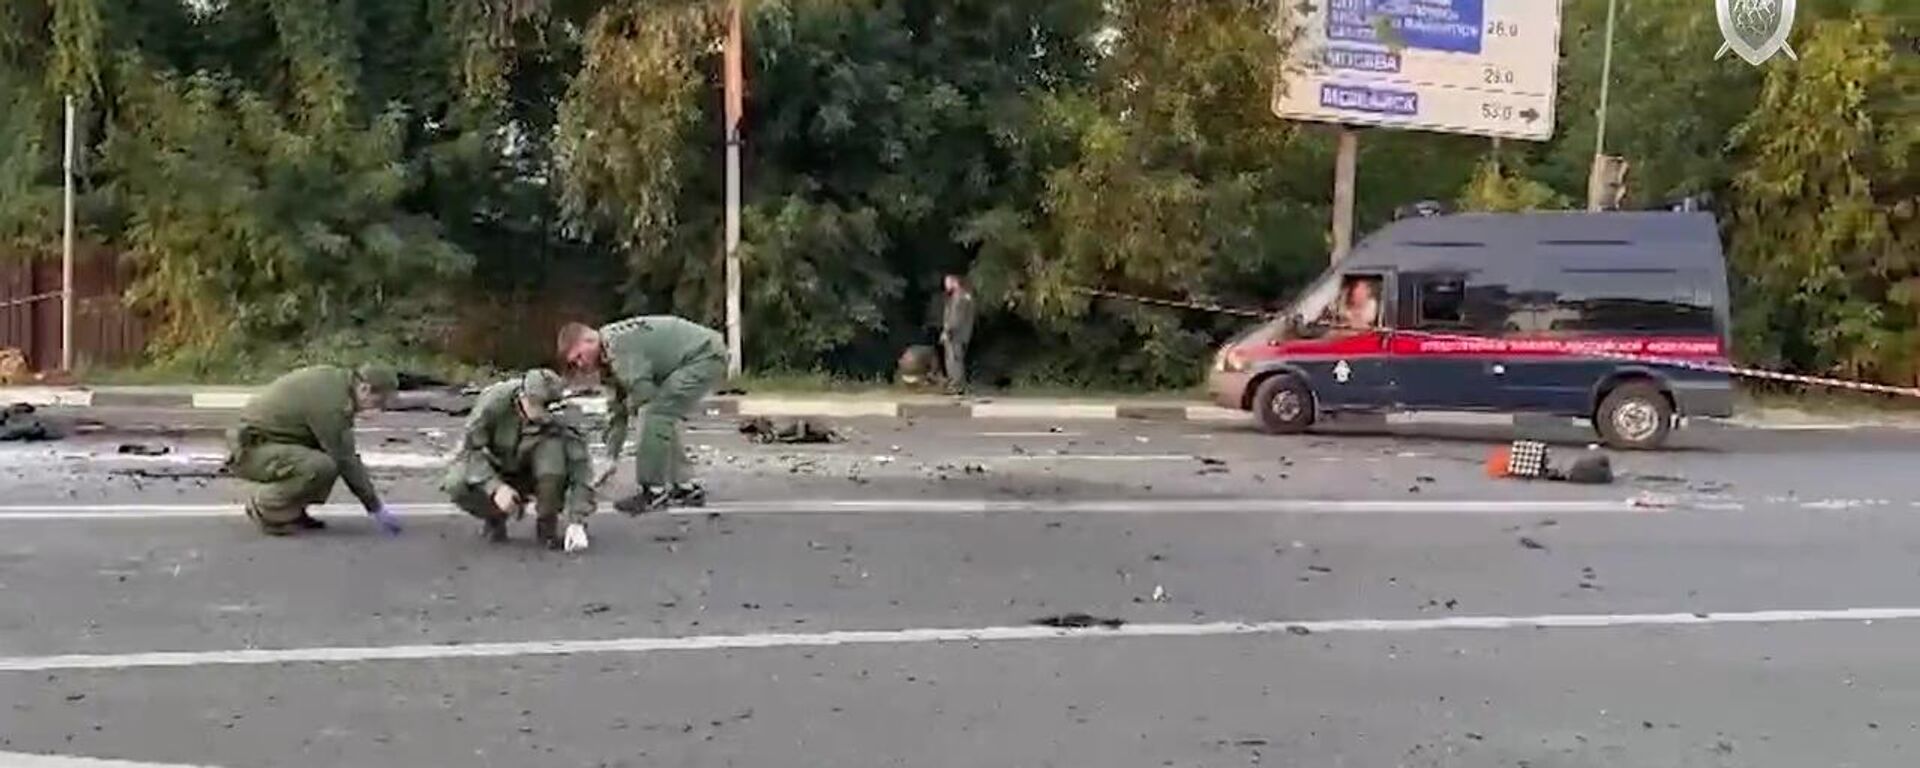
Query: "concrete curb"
14 387 1901 431
7 386 1248 424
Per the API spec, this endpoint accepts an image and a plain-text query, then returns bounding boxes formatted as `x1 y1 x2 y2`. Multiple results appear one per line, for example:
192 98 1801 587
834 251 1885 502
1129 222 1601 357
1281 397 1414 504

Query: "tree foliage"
1727 15 1919 381
0 0 1911 386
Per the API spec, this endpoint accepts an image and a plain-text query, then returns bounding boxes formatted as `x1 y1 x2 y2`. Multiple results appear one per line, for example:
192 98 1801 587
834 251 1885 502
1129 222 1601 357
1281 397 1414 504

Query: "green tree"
1727 13 1919 381
103 63 470 360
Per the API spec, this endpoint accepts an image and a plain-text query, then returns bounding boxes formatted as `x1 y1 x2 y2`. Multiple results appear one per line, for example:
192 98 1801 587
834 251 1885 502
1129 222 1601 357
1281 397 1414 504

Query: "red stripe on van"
1245 332 1727 361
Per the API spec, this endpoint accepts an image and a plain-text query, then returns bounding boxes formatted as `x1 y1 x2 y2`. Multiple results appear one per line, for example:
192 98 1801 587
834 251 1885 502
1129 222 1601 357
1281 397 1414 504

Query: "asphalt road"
2 410 1918 767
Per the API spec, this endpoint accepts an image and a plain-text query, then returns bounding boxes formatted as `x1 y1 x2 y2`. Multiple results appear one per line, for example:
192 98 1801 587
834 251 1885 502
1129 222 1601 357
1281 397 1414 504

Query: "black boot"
614 486 670 516
294 514 328 531
534 516 561 551
482 514 509 544
667 483 707 508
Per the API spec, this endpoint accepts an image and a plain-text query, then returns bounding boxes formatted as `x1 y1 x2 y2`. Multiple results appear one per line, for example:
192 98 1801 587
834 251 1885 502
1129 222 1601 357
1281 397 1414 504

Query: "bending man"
443 369 597 552
558 316 727 514
226 364 404 536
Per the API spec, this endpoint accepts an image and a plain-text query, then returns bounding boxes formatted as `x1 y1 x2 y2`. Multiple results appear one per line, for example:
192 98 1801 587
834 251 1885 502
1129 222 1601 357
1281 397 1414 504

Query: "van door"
1508 267 1720 415
1288 272 1395 411
1392 272 1506 411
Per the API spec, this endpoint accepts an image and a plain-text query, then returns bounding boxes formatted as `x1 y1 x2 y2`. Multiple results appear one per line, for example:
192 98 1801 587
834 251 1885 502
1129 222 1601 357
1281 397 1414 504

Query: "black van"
1207 212 1735 449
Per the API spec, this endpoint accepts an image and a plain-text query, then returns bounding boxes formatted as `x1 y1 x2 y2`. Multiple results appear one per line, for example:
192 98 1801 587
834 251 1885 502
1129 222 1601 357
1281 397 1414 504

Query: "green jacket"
598 315 725 460
238 365 381 512
444 379 587 494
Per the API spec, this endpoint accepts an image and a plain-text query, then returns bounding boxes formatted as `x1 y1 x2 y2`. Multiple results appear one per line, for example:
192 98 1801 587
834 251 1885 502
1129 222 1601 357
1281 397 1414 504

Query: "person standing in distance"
940 273 976 395
557 316 727 514
225 364 404 536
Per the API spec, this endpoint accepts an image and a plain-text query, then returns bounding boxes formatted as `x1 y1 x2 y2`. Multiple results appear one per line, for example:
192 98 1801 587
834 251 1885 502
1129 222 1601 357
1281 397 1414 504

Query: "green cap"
355 364 401 395
520 368 565 405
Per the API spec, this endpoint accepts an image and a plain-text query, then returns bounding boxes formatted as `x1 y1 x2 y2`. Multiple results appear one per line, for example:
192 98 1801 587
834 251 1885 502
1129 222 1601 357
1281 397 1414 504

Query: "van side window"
1546 269 1716 334
1413 276 1466 328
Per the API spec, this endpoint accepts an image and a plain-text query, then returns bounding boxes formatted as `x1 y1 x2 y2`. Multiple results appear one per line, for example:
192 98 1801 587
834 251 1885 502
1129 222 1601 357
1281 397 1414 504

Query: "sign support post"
1331 127 1358 262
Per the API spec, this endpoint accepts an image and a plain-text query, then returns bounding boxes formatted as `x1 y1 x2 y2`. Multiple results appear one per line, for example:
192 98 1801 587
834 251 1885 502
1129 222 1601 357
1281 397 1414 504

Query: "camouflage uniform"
226 365 395 535
442 369 594 548
599 316 727 494
941 288 976 392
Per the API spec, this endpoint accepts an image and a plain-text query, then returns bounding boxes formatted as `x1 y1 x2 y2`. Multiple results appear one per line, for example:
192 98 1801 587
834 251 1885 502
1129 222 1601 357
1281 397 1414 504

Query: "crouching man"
226 364 404 536
442 369 596 552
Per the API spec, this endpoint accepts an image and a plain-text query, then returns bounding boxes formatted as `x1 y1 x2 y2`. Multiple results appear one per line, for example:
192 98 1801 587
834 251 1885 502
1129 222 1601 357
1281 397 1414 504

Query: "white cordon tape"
1075 287 1272 319
1075 286 1920 399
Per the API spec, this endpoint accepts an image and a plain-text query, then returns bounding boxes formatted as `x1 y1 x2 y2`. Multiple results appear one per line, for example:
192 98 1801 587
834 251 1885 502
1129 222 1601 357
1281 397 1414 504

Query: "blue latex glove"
369 506 403 536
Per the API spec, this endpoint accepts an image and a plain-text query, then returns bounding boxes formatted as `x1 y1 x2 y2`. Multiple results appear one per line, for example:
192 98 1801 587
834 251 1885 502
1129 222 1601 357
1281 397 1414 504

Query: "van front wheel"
1596 382 1672 450
1253 375 1315 435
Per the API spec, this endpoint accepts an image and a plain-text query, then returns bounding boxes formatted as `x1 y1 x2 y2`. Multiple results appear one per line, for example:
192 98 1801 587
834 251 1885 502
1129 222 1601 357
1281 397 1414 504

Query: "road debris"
1518 536 1549 551
1031 613 1126 629
1286 625 1312 636
1151 584 1169 602
1488 441 1615 484
0 403 62 441
116 442 172 456
739 416 840 444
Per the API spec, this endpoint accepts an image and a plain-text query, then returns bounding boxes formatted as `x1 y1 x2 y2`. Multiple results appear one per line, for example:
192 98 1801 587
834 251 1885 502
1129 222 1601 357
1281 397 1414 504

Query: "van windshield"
1288 271 1344 327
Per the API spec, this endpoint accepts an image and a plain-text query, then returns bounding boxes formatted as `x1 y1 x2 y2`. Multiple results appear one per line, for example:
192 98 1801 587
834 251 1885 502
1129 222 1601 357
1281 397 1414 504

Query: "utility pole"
61 96 76 371
722 0 745 377
1331 126 1358 262
1587 0 1620 211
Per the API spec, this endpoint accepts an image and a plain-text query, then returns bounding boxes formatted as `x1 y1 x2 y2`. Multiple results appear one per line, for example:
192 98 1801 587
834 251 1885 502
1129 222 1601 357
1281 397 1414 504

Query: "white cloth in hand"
563 523 590 553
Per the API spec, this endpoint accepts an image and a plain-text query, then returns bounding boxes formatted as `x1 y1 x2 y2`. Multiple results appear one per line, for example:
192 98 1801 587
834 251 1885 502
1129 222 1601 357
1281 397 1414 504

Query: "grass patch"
1737 383 1920 420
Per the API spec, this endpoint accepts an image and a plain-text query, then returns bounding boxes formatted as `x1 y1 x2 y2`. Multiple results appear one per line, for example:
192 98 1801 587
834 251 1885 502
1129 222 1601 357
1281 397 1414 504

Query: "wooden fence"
0 248 148 372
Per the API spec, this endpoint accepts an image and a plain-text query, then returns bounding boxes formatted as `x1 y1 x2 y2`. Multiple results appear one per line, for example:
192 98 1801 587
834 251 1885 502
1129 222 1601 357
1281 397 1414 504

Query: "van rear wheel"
1596 382 1672 450
1253 375 1315 435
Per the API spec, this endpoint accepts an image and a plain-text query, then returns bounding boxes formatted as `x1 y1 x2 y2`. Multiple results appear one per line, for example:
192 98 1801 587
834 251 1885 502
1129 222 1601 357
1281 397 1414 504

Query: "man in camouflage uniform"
557 315 727 514
940 273 976 394
225 364 404 536
442 368 597 552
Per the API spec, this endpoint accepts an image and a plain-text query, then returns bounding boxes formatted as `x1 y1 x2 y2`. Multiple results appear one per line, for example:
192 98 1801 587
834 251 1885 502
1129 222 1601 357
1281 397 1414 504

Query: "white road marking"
2 607 1916 673
187 392 252 410
0 498 1653 521
0 388 94 407
0 752 221 768
971 403 1116 420
739 399 899 418
977 431 1082 438
667 499 1653 516
2 446 1201 468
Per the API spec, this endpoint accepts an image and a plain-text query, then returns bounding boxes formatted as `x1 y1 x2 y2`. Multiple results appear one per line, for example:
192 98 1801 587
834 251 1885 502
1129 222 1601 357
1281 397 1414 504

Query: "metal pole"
1331 126 1358 262
723 0 744 377
725 131 742 377
1589 0 1619 211
61 96 76 371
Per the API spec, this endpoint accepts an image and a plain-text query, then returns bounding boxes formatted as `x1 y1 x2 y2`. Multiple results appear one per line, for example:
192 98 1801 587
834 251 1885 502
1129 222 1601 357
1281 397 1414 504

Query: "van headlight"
1215 347 1246 373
